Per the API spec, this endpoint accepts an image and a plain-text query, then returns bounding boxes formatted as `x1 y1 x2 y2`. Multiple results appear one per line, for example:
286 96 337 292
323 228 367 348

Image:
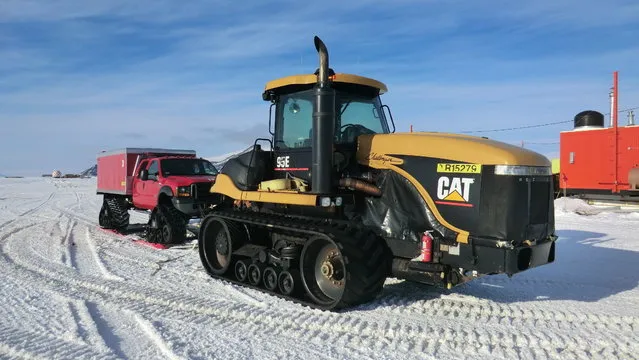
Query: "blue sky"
1 0 639 176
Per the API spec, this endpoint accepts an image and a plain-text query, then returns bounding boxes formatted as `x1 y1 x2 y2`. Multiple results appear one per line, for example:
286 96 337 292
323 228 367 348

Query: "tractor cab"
262 71 395 184
217 37 397 197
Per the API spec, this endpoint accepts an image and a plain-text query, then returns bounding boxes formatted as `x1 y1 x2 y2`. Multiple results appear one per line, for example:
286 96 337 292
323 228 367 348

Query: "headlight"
177 186 191 197
494 165 551 176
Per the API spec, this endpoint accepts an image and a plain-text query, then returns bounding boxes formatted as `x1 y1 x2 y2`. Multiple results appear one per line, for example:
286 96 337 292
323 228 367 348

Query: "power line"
456 105 639 134
605 106 639 115
519 141 560 145
458 120 571 134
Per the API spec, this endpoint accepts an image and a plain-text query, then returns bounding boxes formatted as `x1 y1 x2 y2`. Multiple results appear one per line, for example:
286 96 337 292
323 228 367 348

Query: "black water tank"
574 110 604 128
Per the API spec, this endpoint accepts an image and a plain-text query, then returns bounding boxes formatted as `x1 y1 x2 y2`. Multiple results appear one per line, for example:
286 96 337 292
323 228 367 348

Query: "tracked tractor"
198 36 557 310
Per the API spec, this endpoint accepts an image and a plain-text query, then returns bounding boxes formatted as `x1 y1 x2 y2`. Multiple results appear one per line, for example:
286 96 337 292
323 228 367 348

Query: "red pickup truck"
96 148 219 244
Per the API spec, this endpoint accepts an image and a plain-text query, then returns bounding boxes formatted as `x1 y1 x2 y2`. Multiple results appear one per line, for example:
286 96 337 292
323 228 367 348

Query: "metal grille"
529 180 550 224
191 182 214 199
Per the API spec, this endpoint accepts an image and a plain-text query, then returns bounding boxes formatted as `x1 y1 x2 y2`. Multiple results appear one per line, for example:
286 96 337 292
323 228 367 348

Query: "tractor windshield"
275 88 390 149
160 158 218 177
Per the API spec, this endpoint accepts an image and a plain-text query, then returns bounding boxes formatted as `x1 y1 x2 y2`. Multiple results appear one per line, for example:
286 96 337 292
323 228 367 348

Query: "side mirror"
140 169 149 181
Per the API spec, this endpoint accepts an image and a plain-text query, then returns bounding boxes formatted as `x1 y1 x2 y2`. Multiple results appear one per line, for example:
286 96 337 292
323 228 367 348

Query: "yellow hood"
357 132 551 167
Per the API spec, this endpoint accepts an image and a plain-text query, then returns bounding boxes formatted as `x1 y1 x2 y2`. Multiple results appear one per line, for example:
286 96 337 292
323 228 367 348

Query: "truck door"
142 160 161 209
133 159 161 209
132 160 149 209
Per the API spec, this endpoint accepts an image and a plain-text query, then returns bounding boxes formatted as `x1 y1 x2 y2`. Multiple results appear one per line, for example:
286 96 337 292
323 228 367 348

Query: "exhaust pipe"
314 36 329 85
311 36 335 194
339 178 382 197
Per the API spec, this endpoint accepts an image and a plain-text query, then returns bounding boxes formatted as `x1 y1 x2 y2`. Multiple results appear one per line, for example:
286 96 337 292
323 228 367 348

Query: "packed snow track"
0 177 637 359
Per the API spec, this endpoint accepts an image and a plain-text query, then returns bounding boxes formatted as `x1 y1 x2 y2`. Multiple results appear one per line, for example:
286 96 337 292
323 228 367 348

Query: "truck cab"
132 155 219 216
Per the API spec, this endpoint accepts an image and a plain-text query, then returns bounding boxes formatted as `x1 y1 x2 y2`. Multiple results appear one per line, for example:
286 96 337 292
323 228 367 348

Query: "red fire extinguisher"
421 231 433 262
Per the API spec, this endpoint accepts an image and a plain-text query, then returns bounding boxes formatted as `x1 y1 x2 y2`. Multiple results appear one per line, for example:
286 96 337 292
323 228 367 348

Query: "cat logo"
436 176 475 207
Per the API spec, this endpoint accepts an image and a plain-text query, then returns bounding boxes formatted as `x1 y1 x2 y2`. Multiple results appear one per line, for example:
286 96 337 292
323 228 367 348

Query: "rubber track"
201 209 389 312
162 204 187 243
144 204 188 244
105 197 129 231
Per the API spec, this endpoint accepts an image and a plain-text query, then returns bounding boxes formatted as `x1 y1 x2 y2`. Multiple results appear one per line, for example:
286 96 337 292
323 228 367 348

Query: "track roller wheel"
235 260 248 282
263 267 278 291
247 263 263 286
199 216 246 276
300 232 389 309
278 269 299 296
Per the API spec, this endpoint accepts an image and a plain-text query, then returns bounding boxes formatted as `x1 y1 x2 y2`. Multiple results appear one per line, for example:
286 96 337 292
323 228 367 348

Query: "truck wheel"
151 204 187 244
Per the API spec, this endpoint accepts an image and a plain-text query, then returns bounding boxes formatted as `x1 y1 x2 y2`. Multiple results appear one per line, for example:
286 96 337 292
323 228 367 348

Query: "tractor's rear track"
199 208 390 311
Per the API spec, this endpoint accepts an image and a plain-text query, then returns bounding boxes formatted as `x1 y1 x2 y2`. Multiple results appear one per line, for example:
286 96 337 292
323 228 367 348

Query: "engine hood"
162 175 217 187
357 132 550 167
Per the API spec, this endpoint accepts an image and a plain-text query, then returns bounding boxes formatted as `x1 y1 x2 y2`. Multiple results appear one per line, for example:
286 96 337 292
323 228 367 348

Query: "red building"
560 123 639 197
558 71 639 200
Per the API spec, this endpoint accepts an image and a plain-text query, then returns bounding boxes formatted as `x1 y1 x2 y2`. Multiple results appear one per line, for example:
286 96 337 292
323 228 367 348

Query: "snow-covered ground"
0 177 637 360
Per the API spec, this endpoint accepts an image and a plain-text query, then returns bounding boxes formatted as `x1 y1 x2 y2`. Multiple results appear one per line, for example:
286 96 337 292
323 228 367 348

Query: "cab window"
277 90 314 149
274 88 390 148
137 160 149 178
335 95 388 144
147 160 159 181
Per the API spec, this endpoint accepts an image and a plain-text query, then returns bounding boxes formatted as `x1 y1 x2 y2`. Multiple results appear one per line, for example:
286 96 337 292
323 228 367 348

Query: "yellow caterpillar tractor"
198 36 557 310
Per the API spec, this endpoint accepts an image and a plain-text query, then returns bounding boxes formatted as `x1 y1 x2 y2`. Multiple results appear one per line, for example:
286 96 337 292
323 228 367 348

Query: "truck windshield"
160 159 218 177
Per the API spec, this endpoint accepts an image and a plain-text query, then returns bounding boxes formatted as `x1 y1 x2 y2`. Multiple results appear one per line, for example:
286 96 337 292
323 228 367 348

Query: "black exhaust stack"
311 36 335 194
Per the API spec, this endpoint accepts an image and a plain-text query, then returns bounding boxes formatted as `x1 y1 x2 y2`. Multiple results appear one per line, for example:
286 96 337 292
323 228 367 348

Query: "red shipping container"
96 148 196 195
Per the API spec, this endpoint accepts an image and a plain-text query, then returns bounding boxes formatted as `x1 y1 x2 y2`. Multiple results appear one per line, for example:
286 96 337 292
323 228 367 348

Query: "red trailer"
97 148 196 195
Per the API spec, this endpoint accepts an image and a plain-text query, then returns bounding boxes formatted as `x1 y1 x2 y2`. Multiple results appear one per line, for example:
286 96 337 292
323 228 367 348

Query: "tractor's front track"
198 208 390 311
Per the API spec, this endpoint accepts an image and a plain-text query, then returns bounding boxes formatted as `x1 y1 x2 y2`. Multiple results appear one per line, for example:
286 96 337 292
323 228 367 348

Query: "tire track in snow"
3 218 637 359
84 300 182 359
3 242 636 360
1 229 423 359
60 218 77 269
63 189 84 214
133 315 182 360
373 291 638 334
80 227 124 281
0 221 44 243
95 243 272 308
55 207 96 227
67 300 112 352
51 210 124 281
2 182 637 359
481 275 638 295
64 294 182 359
2 229 178 360
94 241 269 303
84 302 129 359
0 274 73 342
0 322 118 360
0 191 55 230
